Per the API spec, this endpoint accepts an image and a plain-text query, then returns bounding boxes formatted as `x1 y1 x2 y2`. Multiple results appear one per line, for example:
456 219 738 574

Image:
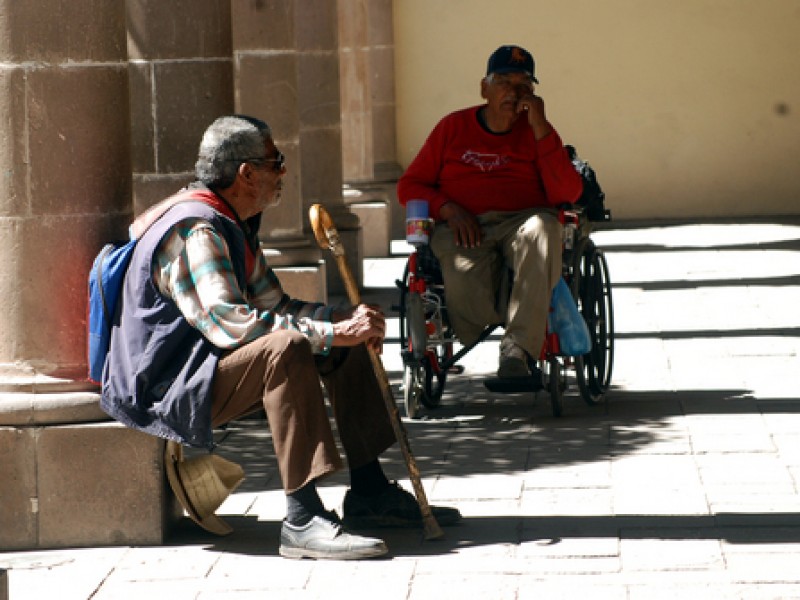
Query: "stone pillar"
126 0 235 215
0 0 178 551
232 0 359 298
0 0 131 396
338 0 404 251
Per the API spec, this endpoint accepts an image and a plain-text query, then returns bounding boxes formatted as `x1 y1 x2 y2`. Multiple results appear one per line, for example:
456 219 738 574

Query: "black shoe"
342 482 462 529
484 366 543 393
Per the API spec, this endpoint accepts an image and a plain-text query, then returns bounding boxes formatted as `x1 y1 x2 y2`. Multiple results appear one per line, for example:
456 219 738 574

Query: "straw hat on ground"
164 440 245 536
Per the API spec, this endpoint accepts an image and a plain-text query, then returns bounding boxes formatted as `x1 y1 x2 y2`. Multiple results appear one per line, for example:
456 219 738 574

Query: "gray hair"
195 115 272 189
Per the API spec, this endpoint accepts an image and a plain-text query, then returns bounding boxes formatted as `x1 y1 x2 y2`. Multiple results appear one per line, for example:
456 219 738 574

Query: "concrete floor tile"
520 487 614 517
207 554 310 589
725 552 800 583
523 461 612 488
517 535 619 559
761 413 800 434
612 423 692 455
691 433 776 453
452 498 522 517
721 528 800 554
733 584 800 600
612 454 703 487
432 473 524 501
511 554 621 574
626 582 740 599
304 560 415 600
93 580 205 600
620 537 724 572
613 491 710 516
704 481 799 501
774 434 800 464
517 580 627 600
409 572 520 600
697 455 795 487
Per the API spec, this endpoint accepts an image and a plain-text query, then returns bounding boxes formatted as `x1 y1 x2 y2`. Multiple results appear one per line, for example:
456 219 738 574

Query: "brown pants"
210 330 396 493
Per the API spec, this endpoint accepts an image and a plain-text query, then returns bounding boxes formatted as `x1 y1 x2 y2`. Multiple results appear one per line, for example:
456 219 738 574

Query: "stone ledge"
0 421 180 550
0 390 107 426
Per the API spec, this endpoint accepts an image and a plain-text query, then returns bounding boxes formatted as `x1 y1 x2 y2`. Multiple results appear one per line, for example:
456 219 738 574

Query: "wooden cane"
308 203 444 541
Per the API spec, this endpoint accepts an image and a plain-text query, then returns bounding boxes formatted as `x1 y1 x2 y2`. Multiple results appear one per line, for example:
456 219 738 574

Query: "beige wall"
393 0 800 220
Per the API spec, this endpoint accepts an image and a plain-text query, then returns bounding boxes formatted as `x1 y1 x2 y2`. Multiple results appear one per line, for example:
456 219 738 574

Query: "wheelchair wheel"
540 357 565 417
406 290 427 361
401 353 447 418
402 362 426 419
571 239 614 405
398 252 451 418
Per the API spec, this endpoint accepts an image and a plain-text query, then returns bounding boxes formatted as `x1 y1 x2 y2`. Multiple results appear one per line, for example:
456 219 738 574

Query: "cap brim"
164 441 235 536
490 67 538 83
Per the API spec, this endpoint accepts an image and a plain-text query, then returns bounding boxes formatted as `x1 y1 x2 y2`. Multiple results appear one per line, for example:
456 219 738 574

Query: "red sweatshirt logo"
462 150 509 172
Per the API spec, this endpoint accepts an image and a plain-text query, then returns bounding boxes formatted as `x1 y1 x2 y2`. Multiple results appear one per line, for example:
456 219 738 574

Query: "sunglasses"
236 150 285 173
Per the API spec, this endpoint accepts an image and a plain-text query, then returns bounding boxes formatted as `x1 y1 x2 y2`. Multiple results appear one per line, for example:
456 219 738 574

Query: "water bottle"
406 199 433 246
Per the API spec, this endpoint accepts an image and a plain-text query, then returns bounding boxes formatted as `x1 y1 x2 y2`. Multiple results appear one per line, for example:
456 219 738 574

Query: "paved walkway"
2 219 800 599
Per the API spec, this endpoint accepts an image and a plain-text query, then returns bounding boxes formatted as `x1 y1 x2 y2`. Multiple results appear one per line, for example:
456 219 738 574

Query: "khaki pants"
430 208 562 359
210 330 396 493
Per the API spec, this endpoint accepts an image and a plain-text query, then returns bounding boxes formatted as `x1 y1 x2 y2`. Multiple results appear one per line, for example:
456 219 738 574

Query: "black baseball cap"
486 45 538 83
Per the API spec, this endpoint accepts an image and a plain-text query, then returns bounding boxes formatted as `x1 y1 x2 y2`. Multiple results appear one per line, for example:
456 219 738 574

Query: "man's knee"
518 211 560 240
513 212 560 256
252 329 314 367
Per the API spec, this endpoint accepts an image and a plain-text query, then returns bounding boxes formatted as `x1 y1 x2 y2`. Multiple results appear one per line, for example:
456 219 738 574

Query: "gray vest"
100 201 249 449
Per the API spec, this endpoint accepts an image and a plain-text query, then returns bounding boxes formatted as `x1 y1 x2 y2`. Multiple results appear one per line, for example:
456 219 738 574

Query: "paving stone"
733 584 800 600
523 460 613 488
517 580 627 600
620 537 725 572
626 582 741 599
408 572 520 600
520 487 614 517
725 552 800 583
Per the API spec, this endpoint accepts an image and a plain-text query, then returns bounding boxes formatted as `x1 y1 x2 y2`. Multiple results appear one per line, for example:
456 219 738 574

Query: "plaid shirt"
153 218 334 354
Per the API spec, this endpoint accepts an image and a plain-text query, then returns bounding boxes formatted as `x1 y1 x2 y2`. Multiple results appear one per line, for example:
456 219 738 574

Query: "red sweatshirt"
397 105 583 220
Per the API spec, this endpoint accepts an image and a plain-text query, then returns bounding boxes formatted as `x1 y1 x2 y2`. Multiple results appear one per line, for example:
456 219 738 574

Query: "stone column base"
0 406 181 550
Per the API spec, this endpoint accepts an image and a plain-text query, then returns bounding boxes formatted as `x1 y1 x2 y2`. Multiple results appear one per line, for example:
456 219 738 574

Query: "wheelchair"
396 204 614 419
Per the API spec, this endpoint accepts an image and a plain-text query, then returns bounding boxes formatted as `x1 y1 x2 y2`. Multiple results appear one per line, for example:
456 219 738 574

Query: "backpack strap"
130 188 258 278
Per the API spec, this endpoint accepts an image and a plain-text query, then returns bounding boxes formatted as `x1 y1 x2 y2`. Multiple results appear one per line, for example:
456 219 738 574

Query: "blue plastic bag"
548 277 591 356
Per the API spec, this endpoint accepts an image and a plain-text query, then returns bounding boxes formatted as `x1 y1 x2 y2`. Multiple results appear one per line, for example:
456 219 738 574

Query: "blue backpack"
87 192 194 384
87 238 137 383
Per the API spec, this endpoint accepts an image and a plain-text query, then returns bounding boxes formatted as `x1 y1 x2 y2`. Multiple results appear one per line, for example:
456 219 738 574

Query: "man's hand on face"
439 201 482 248
516 92 553 140
332 303 386 352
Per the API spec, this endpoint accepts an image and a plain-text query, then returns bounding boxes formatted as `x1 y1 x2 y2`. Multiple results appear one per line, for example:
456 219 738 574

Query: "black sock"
349 459 390 497
286 482 325 526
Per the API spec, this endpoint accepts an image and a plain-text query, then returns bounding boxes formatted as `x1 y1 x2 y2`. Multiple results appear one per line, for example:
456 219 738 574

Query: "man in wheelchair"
397 44 583 384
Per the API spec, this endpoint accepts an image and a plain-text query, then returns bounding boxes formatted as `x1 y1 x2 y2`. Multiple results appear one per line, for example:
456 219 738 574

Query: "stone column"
0 0 178 552
338 0 404 252
232 0 360 298
0 0 131 397
125 0 235 215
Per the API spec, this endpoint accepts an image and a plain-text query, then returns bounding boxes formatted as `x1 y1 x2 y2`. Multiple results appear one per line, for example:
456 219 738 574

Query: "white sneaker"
279 511 388 560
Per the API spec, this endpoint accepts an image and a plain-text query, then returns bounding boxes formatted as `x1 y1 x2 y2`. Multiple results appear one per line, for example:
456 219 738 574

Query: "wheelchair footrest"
484 374 543 394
